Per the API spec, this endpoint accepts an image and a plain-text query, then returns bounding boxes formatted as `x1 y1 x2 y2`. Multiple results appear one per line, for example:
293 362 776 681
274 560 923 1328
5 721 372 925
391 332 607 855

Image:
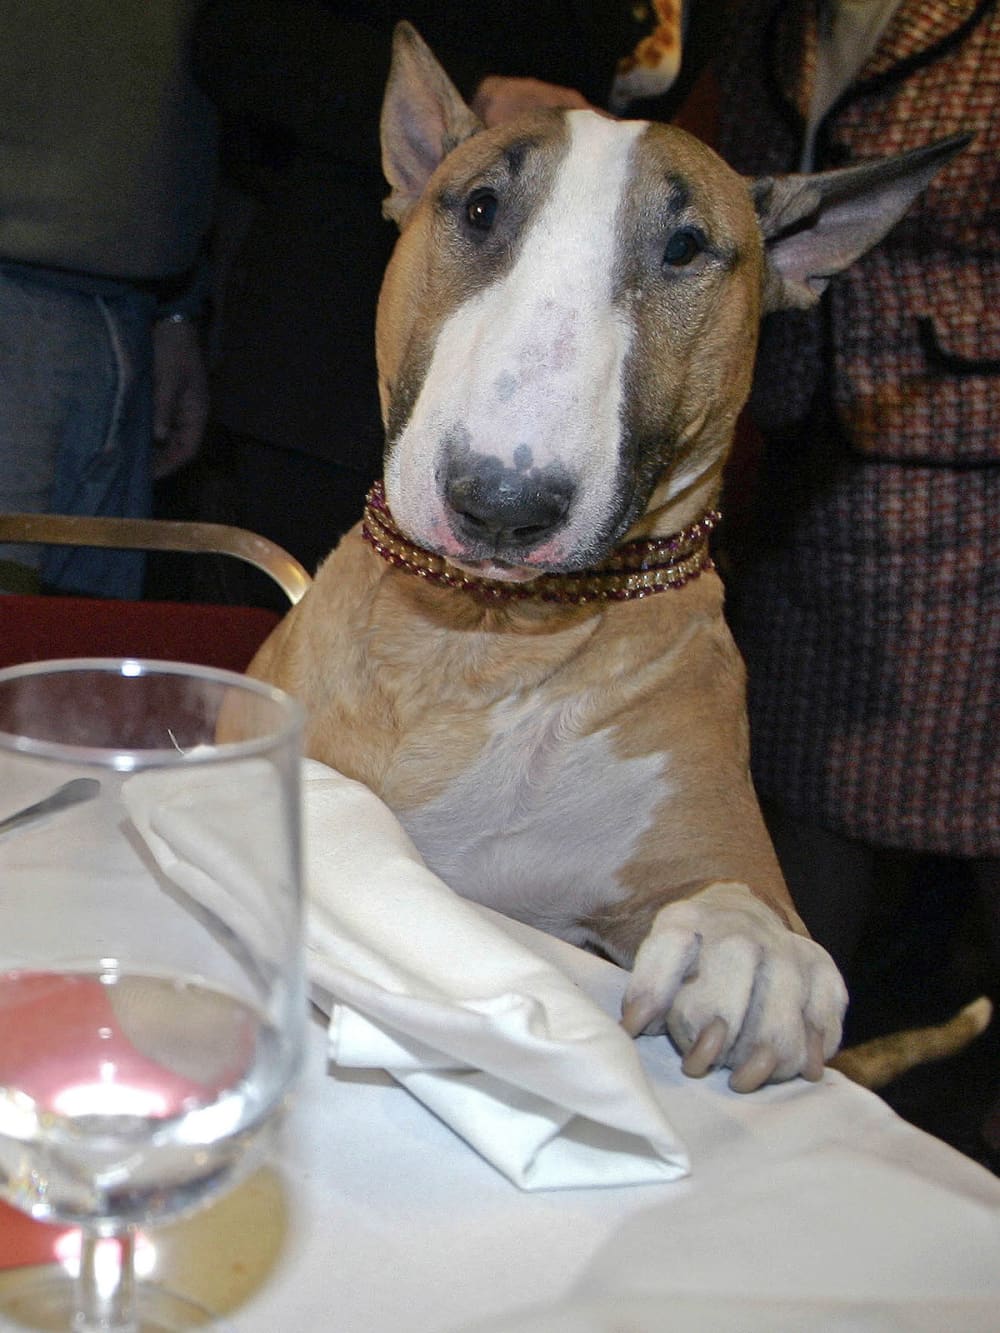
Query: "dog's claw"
729 1042 780 1094
681 1016 729 1078
621 993 659 1037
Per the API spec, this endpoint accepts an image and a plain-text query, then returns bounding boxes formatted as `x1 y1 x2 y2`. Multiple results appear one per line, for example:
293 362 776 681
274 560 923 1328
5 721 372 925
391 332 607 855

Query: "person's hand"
471 75 592 127
152 316 209 479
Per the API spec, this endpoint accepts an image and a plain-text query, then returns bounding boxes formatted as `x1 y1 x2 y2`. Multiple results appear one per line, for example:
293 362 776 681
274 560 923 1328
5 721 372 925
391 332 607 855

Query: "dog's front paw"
621 881 847 1092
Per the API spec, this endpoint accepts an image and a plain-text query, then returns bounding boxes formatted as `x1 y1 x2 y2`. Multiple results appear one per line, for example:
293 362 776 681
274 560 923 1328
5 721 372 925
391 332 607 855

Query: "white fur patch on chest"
396 693 669 941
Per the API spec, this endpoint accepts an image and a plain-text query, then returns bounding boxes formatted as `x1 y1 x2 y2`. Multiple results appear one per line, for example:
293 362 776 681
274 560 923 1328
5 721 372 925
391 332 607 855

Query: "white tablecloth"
6 762 998 1329
153 922 1000 1333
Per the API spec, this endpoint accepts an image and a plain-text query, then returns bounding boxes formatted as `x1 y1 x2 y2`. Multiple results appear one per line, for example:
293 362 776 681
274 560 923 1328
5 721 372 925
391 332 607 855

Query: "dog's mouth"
443 555 543 584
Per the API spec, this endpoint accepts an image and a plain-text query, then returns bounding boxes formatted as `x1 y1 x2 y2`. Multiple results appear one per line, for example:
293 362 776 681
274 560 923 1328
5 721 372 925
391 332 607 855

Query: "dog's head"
376 22 965 582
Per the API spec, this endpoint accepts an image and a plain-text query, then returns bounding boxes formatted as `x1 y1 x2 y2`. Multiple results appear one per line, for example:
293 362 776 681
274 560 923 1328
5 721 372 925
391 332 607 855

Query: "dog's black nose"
445 457 574 550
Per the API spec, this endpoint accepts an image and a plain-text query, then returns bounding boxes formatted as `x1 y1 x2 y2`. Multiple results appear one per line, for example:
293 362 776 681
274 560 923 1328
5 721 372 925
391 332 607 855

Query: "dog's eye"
465 189 499 232
663 227 705 268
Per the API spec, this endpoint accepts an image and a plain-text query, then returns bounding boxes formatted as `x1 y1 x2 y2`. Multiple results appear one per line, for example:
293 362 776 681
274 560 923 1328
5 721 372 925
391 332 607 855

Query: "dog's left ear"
381 21 482 228
752 133 971 313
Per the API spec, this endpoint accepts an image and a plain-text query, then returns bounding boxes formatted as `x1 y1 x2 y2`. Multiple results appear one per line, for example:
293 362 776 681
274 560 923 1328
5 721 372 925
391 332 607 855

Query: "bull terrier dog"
248 23 966 1091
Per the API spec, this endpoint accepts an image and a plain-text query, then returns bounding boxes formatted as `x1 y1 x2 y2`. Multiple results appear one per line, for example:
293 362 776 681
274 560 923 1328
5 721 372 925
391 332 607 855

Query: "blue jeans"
0 267 155 598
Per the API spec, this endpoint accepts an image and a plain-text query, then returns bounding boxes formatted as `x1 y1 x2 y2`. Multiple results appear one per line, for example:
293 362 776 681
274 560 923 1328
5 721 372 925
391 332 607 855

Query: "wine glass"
0 658 305 1332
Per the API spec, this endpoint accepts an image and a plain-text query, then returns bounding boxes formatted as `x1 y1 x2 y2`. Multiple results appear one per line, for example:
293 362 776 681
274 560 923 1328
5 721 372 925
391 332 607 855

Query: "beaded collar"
361 482 720 606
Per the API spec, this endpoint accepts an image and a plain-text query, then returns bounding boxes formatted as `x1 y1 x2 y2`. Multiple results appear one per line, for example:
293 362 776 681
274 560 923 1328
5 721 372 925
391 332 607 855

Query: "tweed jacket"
720 0 999 461
713 0 1000 856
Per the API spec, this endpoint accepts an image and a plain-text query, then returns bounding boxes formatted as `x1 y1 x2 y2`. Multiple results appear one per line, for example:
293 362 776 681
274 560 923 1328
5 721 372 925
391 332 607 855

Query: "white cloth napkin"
122 756 294 971
300 759 688 1190
124 756 688 1190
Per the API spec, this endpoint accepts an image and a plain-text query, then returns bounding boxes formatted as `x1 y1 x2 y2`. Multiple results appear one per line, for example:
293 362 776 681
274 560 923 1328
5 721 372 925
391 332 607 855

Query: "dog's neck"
362 483 720 605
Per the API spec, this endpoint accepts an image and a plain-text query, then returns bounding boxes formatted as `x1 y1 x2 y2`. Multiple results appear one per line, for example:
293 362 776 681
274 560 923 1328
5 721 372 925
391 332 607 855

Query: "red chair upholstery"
0 594 281 673
0 513 308 672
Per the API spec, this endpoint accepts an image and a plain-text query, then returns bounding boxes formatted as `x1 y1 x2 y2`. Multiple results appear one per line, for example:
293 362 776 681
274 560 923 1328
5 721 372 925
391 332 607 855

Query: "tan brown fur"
829 997 993 1091
250 520 801 961
615 128 765 531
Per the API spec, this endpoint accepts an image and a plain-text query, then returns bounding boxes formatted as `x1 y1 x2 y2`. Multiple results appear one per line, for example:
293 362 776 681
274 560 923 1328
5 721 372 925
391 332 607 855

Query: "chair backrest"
0 513 311 606
0 593 282 673
0 514 311 672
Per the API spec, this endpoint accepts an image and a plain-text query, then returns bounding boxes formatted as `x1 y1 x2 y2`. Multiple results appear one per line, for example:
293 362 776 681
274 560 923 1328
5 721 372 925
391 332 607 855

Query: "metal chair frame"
0 512 311 606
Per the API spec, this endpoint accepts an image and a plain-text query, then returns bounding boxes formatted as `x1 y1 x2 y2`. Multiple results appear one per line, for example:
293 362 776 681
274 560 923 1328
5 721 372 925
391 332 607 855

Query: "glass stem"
74 1230 139 1333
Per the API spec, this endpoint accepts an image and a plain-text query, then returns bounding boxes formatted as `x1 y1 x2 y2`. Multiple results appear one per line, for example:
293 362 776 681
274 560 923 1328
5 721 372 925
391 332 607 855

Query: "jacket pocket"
917 314 1000 376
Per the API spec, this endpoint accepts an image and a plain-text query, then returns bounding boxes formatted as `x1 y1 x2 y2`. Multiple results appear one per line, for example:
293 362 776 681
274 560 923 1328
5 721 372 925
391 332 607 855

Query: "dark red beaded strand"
362 481 719 605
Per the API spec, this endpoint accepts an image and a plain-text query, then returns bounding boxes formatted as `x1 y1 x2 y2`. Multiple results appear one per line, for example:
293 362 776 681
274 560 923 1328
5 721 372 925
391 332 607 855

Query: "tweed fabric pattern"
827 2 999 463
719 0 1000 463
736 446 1000 856
714 0 1000 854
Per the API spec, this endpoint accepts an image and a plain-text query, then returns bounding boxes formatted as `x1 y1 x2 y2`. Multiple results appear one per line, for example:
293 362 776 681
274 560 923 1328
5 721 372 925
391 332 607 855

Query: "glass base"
0 1268 232 1332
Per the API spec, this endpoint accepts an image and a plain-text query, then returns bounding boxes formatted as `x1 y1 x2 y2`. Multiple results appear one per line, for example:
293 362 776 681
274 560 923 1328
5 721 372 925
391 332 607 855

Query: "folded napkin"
124 756 688 1189
300 759 688 1190
123 756 296 975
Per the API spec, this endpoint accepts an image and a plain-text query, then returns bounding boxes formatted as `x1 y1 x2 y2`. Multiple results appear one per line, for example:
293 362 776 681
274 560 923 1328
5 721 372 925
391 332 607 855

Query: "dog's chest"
394 692 668 939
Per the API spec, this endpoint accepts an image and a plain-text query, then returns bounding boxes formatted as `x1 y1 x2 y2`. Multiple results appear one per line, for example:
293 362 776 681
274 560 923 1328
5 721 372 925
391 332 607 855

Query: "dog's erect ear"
751 134 970 313
381 21 482 227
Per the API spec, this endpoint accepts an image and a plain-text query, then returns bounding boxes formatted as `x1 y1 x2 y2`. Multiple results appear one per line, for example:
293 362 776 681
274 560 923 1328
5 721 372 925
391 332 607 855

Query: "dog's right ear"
381 21 482 228
751 133 970 313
